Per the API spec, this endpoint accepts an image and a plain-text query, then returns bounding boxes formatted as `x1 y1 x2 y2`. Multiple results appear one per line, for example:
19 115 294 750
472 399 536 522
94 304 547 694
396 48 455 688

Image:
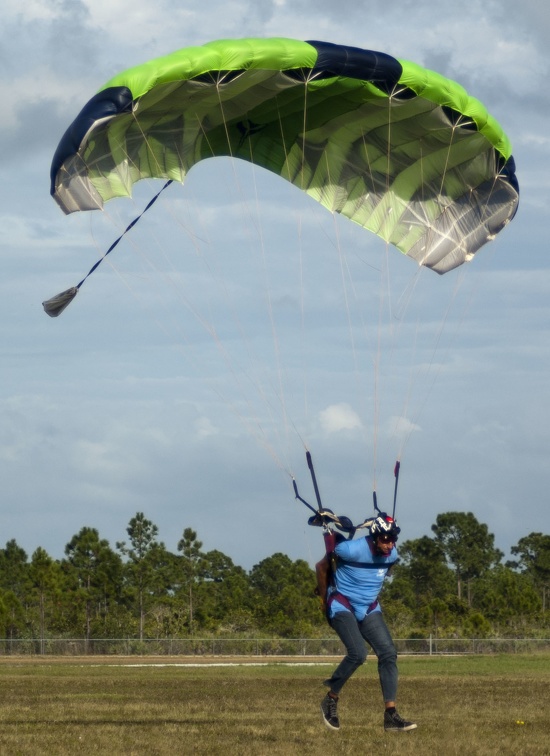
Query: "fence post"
429 633 432 655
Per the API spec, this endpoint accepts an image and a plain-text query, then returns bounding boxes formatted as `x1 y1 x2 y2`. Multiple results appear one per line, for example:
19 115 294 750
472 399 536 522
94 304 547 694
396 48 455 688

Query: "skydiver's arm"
315 555 331 611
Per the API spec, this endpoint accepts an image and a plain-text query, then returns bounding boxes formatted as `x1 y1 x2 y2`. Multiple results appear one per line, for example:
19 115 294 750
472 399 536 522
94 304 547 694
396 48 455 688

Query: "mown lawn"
0 654 547 755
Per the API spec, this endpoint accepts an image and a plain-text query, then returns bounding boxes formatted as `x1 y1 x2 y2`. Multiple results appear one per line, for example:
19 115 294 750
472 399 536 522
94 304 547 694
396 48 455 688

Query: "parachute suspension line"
299 73 312 192
247 73 325 471
399 263 470 455
120 98 298 476
277 89 353 476
391 118 467 457
276 96 311 431
278 66 321 455
326 172 373 459
43 107 190 316
417 118 462 269
348 123 390 502
293 74 329 444
383 140 427 465
372 239 392 495
394 129 473 459
287 75 314 456
278 80 313 462
85 179 171 286
115 113 259 354
242 106 297 473
391 317 420 461
297 213 310 423
122 192 295 475
216 86 294 470
371 87 420 506
188 76 303 476
370 90 399 496
252 153 295 467
376 95 443 467
477 134 513 233
42 180 174 317
46 183 290 473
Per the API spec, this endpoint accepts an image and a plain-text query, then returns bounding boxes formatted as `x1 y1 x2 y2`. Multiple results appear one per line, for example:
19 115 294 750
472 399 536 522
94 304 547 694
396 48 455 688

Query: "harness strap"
336 558 398 569
326 591 353 612
327 592 379 616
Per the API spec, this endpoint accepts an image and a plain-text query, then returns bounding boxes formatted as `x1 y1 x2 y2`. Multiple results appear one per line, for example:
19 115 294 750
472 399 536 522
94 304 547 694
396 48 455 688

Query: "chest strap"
336 557 398 569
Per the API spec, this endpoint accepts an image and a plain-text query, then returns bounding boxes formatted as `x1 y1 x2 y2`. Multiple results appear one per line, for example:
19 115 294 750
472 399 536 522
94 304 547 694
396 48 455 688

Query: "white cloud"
383 415 421 444
318 403 363 434
195 416 219 439
3 0 57 22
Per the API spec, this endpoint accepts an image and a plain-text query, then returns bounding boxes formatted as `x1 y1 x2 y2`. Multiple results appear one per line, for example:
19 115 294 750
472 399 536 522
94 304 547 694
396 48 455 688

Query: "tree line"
0 511 548 643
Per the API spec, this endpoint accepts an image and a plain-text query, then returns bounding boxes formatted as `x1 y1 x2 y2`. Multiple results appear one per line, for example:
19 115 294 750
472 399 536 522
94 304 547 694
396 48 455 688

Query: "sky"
1 0 549 571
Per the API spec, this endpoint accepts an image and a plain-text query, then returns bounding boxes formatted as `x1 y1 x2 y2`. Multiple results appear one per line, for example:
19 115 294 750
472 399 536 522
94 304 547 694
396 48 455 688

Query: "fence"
1 636 549 656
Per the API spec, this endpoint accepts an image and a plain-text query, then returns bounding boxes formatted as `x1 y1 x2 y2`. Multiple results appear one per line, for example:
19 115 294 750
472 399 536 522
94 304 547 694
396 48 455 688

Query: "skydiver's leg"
323 610 367 695
358 611 398 704
359 612 417 731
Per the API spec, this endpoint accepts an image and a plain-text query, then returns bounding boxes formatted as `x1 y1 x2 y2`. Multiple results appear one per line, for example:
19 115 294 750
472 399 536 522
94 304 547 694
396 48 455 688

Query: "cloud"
195 416 219 439
383 415 421 444
318 403 363 434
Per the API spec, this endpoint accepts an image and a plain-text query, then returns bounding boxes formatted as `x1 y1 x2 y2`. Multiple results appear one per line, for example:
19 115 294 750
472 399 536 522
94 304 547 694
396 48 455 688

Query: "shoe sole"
385 723 417 732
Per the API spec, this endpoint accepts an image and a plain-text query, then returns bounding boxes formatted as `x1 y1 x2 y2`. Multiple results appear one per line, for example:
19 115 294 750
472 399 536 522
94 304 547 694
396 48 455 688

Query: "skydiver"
316 514 417 732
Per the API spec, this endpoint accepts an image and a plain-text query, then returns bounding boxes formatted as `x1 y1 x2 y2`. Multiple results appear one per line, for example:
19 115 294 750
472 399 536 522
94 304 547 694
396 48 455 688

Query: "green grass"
0 654 547 755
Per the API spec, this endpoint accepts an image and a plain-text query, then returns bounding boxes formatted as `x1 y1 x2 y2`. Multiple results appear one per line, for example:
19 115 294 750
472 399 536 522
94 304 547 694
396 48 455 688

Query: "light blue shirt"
328 537 397 621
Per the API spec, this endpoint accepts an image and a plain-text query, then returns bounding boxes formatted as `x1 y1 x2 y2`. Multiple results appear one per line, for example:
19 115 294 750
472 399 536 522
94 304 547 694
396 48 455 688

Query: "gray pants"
324 610 398 701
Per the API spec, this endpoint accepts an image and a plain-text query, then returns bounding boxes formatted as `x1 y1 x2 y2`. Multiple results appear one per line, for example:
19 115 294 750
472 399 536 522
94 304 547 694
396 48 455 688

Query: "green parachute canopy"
50 38 518 274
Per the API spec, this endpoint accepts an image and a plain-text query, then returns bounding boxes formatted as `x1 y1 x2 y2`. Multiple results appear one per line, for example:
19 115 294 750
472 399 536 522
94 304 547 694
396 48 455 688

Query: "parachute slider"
42 286 78 317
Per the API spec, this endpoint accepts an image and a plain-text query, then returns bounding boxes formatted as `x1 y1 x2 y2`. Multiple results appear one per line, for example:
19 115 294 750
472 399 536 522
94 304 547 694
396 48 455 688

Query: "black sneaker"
384 709 417 732
321 693 340 730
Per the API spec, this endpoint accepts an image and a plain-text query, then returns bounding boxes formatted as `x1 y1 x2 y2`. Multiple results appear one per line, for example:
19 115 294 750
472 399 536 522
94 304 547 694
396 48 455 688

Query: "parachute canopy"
50 38 519 274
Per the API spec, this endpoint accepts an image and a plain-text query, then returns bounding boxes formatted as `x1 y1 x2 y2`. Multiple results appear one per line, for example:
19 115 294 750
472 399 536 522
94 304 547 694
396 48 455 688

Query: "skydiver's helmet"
369 514 401 543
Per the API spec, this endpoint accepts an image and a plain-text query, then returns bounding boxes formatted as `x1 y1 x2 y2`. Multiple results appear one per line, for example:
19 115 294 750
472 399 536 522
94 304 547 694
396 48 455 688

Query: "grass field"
0 654 547 755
